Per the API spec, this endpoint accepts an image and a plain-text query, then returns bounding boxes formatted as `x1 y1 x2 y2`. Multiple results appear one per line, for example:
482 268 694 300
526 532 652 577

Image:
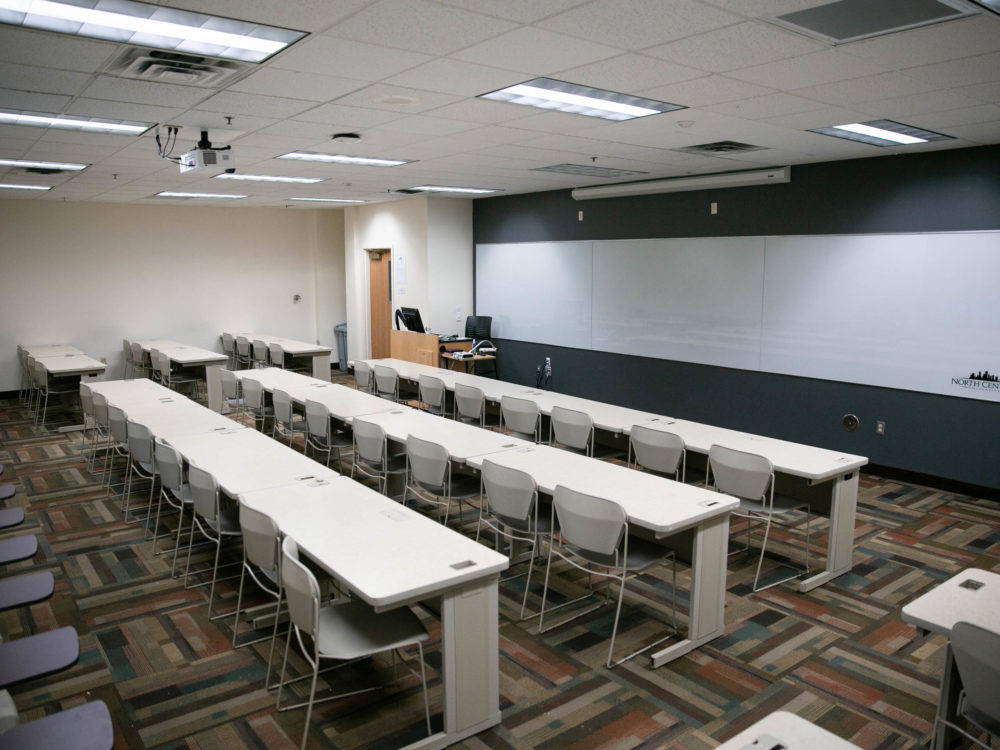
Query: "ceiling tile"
197 90 317 118
451 27 621 74
80 76 209 108
291 102 407 128
272 37 432 82
0 62 92 96
795 71 945 107
915 103 1000 129
730 50 887 90
327 0 516 55
162 0 369 31
705 92 829 119
903 52 1000 91
65 99 185 125
229 68 366 102
644 21 824 72
638 75 776 108
0 89 72 113
539 0 743 49
331 84 462 114
556 54 705 94
874 89 987 121
384 59 522 97
0 27 116 72
839 15 1000 70
433 0 591 23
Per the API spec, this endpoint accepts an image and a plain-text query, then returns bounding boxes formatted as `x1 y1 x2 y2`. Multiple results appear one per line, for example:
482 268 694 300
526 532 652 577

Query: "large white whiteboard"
475 232 1000 401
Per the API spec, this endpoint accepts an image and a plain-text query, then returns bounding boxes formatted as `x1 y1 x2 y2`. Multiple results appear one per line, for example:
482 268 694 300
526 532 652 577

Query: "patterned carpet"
1 377 997 749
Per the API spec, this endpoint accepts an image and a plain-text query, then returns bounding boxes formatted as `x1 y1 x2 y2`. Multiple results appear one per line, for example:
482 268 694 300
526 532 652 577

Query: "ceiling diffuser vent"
770 0 977 44
672 141 767 155
105 47 251 87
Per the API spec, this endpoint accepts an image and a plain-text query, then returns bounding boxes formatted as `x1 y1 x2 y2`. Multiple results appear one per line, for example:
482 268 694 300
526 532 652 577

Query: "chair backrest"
252 339 269 365
418 374 446 413
272 389 294 423
406 434 448 487
454 383 484 424
129 342 145 368
240 504 280 575
32 360 46 389
220 332 235 355
126 420 154 464
187 465 219 522
305 400 330 439
92 392 109 427
149 348 162 378
553 485 627 559
268 342 285 368
354 361 372 391
373 365 398 400
482 459 537 524
108 406 128 443
79 382 94 418
219 368 240 399
950 620 1000 726
352 417 386 464
708 445 773 503
629 424 684 477
242 378 265 410
157 352 172 384
550 405 593 452
465 315 492 339
501 395 540 439
154 439 183 492
235 336 251 359
281 536 320 639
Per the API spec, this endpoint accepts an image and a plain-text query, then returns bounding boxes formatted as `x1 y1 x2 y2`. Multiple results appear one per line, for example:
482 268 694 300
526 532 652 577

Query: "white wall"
1 198 346 390
343 195 473 363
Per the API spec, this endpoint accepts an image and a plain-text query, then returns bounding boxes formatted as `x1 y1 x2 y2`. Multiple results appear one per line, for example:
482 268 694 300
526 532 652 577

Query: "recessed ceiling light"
214 173 322 184
155 191 246 199
810 119 953 146
0 158 88 170
278 151 411 167
0 109 152 134
289 197 365 203
0 0 306 63
407 185 499 194
480 77 684 121
0 183 50 190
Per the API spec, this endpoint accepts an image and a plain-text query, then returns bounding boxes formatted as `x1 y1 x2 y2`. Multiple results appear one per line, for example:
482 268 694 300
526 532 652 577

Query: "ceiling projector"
179 129 235 175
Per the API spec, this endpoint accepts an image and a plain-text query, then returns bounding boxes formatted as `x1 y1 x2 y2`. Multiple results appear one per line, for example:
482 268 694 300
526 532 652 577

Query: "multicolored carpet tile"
1 379 997 749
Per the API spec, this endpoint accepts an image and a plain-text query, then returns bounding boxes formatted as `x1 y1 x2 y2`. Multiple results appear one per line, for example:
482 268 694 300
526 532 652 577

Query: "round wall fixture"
842 413 860 432
332 132 361 142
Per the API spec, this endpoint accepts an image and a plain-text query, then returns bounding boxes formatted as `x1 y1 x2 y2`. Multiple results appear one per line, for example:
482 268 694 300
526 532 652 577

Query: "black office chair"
464 316 497 377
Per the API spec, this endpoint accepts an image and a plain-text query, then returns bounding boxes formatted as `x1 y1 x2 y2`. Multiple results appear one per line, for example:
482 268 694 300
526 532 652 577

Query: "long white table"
236 333 332 380
466 443 737 667
134 339 228 412
902 568 1000 750
240 477 509 750
234 368 399 422
362 357 867 592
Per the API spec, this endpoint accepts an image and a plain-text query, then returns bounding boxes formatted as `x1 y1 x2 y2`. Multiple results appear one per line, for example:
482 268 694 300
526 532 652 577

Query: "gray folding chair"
129 341 150 380
220 332 236 369
271 389 307 447
251 339 270 368
219 368 245 418
276 536 431 750
628 424 690 482
539 485 677 669
233 504 283 690
453 383 485 426
934 621 1000 749
403 434 481 526
707 444 812 592
304 400 351 471
350 418 406 496
417 374 447 416
500 395 540 442
478 459 551 620
242 378 274 432
353 360 372 392
234 336 252 368
124 419 157 529
373 364 399 401
549 405 594 456
183 466 242 620
152 439 196 576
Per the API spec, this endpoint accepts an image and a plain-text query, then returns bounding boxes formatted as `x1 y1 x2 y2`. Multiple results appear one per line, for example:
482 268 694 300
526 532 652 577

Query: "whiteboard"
475 232 1000 401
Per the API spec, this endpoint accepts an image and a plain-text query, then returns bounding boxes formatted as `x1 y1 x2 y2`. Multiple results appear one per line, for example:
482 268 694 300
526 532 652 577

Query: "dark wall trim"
473 146 1000 492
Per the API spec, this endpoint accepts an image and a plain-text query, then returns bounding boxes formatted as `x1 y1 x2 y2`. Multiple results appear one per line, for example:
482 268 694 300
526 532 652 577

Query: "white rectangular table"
22 344 84 357
237 334 332 380
630 418 867 592
34 353 106 378
902 568 1000 750
466 443 737 667
235 368 399 422
135 339 228 412
239 477 508 750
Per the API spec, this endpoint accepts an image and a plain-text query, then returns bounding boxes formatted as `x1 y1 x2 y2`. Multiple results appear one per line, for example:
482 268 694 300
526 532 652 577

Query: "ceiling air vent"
671 141 767 155
532 164 648 178
770 0 977 44
105 47 251 87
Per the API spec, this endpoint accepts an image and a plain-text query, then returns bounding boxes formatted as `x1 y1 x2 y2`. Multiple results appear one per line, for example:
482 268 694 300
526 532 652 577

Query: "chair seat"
360 454 407 474
494 503 554 535
737 492 805 515
0 700 113 750
0 485 15 501
0 626 79 688
0 507 23 528
962 694 1000 737
0 535 38 565
0 571 54 611
205 506 242 536
316 599 428 661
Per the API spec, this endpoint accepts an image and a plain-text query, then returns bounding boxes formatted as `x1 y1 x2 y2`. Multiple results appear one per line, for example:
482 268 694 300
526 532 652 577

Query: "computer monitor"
395 307 425 333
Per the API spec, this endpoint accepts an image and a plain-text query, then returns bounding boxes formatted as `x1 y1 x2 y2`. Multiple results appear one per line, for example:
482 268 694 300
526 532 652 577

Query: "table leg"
205 364 223 412
932 645 962 750
403 578 501 750
651 513 729 667
798 472 857 592
311 353 331 382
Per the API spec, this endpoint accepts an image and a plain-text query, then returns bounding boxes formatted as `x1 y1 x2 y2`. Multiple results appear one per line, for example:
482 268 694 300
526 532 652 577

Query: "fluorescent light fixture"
0 158 87 170
480 77 684 121
214 173 321 184
289 197 365 203
278 151 410 167
408 185 499 194
810 119 953 146
0 109 152 134
571 167 791 201
0 0 306 63
155 191 246 199
0 182 50 190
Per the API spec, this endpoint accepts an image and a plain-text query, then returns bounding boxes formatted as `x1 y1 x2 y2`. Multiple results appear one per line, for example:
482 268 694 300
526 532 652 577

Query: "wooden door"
368 249 392 358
